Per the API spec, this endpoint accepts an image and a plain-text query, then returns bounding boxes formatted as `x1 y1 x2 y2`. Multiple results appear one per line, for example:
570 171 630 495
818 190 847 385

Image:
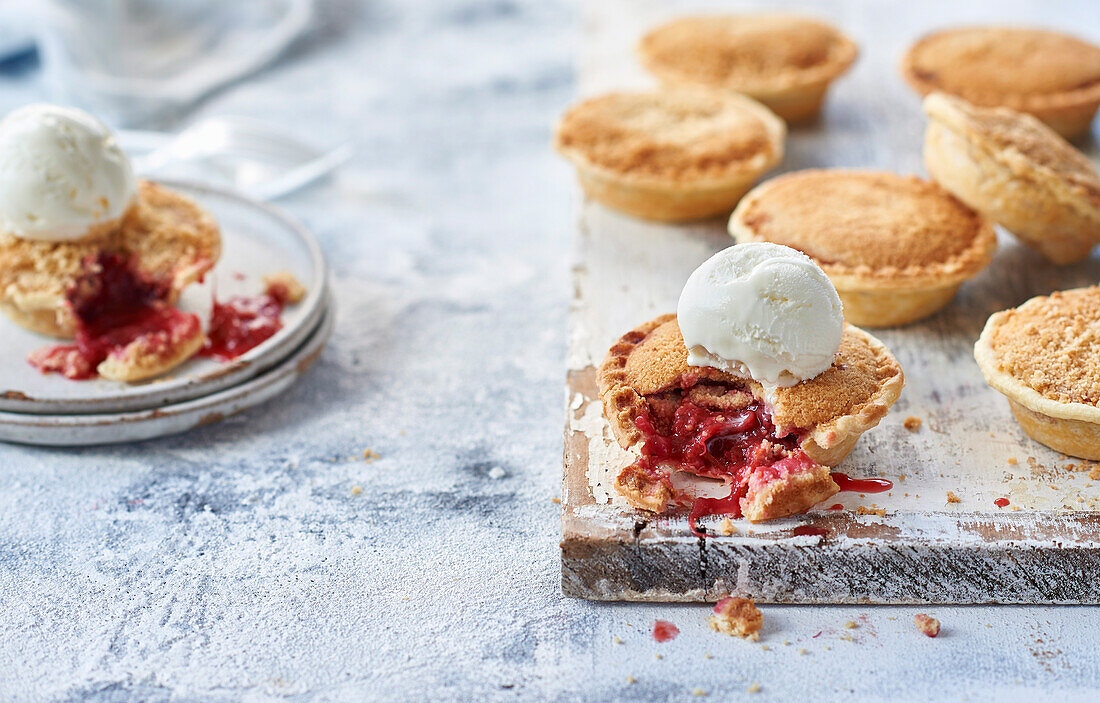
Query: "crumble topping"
638 15 852 89
734 170 994 282
707 597 762 640
986 286 1100 406
946 491 961 504
905 28 1100 104
904 416 922 431
554 92 776 181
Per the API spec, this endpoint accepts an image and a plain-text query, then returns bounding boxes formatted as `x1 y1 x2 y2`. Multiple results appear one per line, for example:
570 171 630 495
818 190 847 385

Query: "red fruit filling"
620 380 818 535
652 620 679 642
199 279 290 361
29 253 200 380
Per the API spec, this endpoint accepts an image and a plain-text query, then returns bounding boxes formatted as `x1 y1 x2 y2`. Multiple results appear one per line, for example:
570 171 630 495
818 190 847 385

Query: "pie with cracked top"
975 286 1100 460
729 169 997 328
901 26 1100 139
597 314 903 527
1 180 220 381
923 92 1100 264
553 90 784 222
638 14 858 123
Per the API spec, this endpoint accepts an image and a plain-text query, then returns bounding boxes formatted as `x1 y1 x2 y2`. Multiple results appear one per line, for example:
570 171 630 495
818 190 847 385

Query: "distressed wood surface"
562 0 1100 603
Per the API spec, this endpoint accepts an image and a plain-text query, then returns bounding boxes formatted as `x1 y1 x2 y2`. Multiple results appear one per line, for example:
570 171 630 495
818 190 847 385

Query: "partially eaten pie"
638 14 858 123
923 92 1100 264
597 314 903 527
553 90 784 221
729 170 997 327
3 181 220 381
975 286 1100 460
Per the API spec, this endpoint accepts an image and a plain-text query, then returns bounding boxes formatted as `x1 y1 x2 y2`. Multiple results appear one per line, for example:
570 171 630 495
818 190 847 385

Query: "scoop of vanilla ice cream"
677 242 843 388
0 104 136 242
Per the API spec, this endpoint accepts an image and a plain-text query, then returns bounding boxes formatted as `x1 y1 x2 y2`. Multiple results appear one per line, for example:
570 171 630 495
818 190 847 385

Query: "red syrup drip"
994 497 1010 507
827 504 844 511
29 253 199 380
652 620 679 642
792 525 828 537
830 473 893 493
199 281 290 361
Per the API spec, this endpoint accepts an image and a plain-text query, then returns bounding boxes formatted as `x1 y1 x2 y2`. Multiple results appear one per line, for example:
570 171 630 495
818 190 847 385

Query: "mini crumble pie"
553 90 784 222
597 314 903 526
638 14 857 124
901 26 1100 139
975 286 1100 460
923 92 1100 264
729 170 996 327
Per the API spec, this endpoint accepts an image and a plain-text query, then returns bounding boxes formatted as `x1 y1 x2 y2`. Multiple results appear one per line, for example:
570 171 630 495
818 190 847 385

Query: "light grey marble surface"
1 1 1100 701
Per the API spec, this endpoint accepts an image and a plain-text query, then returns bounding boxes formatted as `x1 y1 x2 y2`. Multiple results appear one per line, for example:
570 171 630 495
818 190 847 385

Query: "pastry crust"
0 181 221 337
901 27 1100 139
975 286 1100 459
554 91 785 221
729 169 996 326
923 93 1100 264
597 314 904 468
638 14 857 123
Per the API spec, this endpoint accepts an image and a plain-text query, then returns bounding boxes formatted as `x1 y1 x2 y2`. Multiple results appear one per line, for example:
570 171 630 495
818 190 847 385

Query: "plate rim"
0 297 333 444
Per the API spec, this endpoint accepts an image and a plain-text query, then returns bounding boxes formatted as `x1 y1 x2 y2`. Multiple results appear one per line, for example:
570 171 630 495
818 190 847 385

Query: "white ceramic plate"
0 180 327 414
0 299 332 446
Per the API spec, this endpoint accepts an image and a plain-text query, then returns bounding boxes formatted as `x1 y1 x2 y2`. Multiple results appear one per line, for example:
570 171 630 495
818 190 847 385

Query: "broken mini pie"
638 14 858 123
553 90 785 222
975 286 1100 460
901 26 1100 139
729 169 997 327
597 244 903 528
923 92 1100 264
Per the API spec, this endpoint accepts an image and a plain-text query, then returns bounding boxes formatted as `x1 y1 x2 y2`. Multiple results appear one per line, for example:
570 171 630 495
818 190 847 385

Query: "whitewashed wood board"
561 0 1100 603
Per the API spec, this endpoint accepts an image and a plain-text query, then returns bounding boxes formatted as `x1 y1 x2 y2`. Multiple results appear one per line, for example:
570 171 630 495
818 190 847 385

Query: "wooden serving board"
561 0 1100 604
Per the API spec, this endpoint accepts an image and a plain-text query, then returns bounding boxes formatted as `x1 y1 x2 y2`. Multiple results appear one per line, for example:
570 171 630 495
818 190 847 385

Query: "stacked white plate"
0 181 332 445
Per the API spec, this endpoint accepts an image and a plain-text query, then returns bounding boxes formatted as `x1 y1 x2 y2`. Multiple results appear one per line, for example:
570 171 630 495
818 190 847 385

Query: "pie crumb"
626 676 635 684
1089 466 1100 481
1007 457 1018 465
914 614 940 638
747 683 761 693
856 506 887 517
363 449 381 462
551 497 561 504
350 485 363 496
692 688 708 697
707 597 763 640
703 652 713 660
903 416 922 431
612 636 622 645
718 518 737 535
798 648 808 655
262 271 307 304
946 491 961 504
844 620 858 629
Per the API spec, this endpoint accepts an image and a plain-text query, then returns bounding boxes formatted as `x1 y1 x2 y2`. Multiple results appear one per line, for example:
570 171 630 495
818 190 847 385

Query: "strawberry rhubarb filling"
28 252 200 380
615 378 829 535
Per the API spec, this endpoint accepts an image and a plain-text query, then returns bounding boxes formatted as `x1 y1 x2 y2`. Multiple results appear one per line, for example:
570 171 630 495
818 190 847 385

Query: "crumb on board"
707 597 763 640
551 497 561 504
1090 466 1100 481
899 474 906 481
903 416 922 431
1007 457 1018 465
797 648 808 655
946 491 961 504
844 620 858 629
625 676 635 684
350 485 363 496
363 449 381 462
262 271 307 304
718 518 737 536
612 636 622 645
747 683 761 693
692 688 708 697
703 652 713 659
856 506 887 517
914 614 940 638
